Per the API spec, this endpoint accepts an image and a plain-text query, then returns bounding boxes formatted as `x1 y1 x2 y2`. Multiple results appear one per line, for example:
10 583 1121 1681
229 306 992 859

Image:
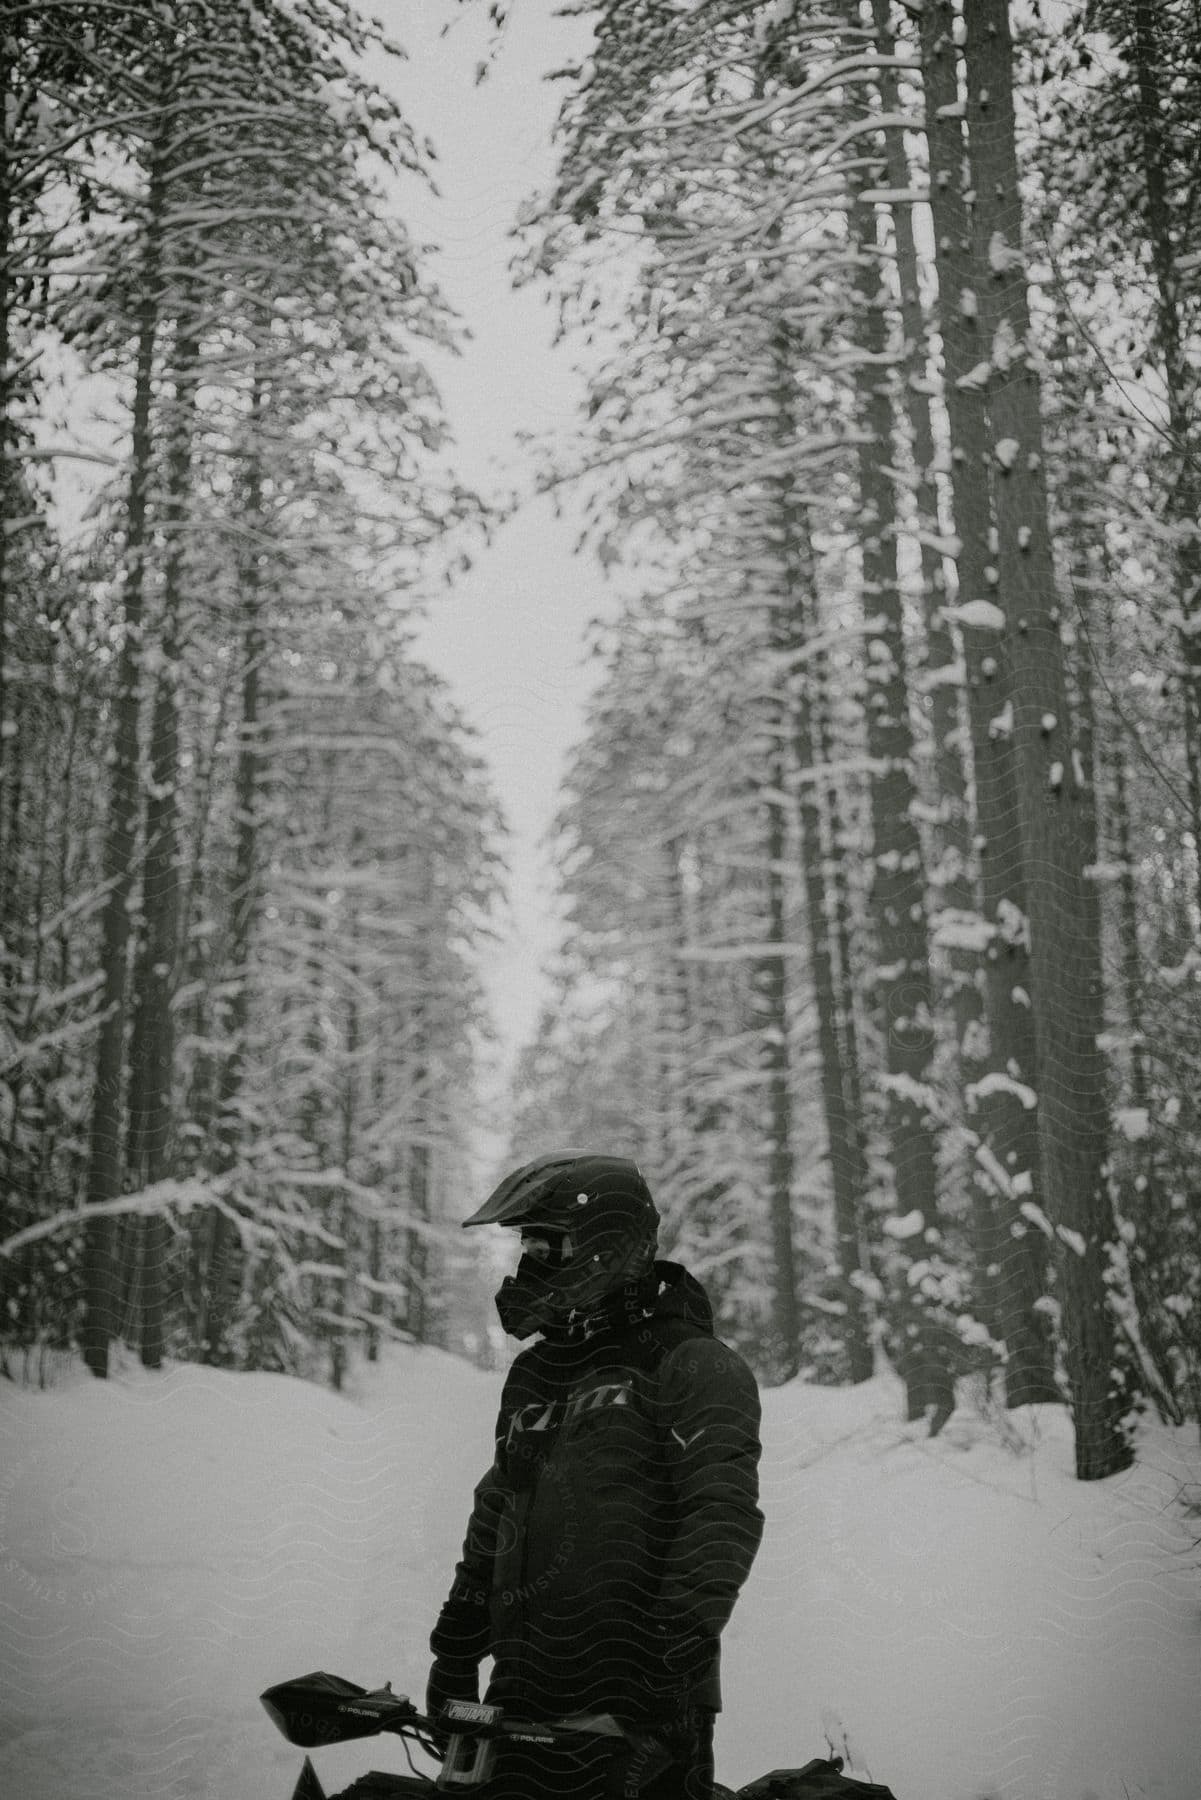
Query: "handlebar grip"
436 1732 499 1790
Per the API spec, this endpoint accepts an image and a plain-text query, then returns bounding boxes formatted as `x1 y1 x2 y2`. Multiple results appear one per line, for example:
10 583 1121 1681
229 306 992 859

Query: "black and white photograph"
2 3 1200 1797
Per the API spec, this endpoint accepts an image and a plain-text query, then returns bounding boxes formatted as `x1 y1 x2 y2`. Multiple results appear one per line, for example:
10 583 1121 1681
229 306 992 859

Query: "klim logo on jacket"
504 1379 632 1451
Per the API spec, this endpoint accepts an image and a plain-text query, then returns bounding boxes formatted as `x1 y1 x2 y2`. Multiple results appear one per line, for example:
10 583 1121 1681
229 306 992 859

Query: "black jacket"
430 1261 763 1722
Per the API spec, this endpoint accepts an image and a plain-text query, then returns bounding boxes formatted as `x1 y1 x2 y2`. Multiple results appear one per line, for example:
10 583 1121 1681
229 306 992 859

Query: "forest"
2 0 1199 1489
0 0 504 1391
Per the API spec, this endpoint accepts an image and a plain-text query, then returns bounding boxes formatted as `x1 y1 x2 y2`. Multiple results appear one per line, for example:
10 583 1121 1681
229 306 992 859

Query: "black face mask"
494 1254 562 1340
494 1258 660 1342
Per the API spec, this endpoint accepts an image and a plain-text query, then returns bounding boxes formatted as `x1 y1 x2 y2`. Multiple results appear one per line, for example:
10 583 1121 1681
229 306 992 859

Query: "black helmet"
465 1152 659 1339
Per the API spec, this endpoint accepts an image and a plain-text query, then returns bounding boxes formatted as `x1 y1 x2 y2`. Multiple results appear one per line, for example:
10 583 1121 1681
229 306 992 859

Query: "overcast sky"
371 0 625 1094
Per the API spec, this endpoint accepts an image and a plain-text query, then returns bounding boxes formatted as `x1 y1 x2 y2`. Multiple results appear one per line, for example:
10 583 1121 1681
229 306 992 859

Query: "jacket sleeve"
429 1374 519 1668
429 1461 508 1667
653 1336 764 1660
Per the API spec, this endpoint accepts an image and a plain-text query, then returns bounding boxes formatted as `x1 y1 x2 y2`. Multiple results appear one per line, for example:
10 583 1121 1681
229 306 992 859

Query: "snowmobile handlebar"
261 1670 632 1795
261 1672 430 1751
261 1669 900 1800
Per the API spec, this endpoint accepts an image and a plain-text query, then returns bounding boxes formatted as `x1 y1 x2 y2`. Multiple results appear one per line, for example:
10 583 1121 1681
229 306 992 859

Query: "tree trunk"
366 1059 385 1363
774 331 873 1381
125 317 197 1370
660 835 695 1200
682 814 738 1248
755 754 801 1384
918 0 1057 1409
0 25 13 932
82 134 171 1377
202 377 267 1364
406 900 432 1345
869 0 983 1104
366 1212 383 1362
1102 588 1149 1128
407 1142 430 1343
1095 588 1184 1422
812 634 875 1343
796 656 875 1384
847 156 954 1428
331 872 363 1392
962 0 1130 1477
1126 0 1201 927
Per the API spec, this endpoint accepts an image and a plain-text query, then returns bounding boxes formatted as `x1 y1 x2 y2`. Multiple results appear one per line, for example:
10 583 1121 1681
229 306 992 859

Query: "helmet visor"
461 1151 591 1229
462 1152 655 1231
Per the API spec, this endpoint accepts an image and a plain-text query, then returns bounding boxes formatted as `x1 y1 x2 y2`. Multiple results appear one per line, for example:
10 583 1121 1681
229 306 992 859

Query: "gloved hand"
628 1613 713 1750
618 1697 704 1797
425 1656 480 1743
647 1614 712 1700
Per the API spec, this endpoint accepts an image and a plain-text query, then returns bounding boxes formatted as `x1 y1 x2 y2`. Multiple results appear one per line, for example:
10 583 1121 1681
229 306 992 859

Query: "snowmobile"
261 1670 900 1800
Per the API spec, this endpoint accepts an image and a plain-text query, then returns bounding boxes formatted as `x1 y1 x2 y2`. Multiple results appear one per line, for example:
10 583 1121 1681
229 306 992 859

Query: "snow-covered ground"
1 1347 1199 1800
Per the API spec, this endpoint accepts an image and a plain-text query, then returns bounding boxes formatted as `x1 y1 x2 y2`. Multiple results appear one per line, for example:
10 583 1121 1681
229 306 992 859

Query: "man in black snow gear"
427 1152 764 1800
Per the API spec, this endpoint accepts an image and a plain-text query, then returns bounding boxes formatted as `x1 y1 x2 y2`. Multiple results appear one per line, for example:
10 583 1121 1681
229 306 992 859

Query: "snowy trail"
2 1350 1199 1800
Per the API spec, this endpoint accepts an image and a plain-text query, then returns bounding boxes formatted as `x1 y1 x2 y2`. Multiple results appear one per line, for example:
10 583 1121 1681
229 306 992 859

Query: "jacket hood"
652 1259 715 1336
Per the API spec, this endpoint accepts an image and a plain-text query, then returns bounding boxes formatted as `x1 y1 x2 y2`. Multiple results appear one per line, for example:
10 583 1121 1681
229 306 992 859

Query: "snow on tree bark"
867 0 981 1078
844 114 954 1428
917 0 1056 1409
961 0 1130 1478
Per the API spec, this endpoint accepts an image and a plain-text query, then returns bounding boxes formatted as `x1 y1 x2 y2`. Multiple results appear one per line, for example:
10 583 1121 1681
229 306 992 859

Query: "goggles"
519 1227 573 1270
